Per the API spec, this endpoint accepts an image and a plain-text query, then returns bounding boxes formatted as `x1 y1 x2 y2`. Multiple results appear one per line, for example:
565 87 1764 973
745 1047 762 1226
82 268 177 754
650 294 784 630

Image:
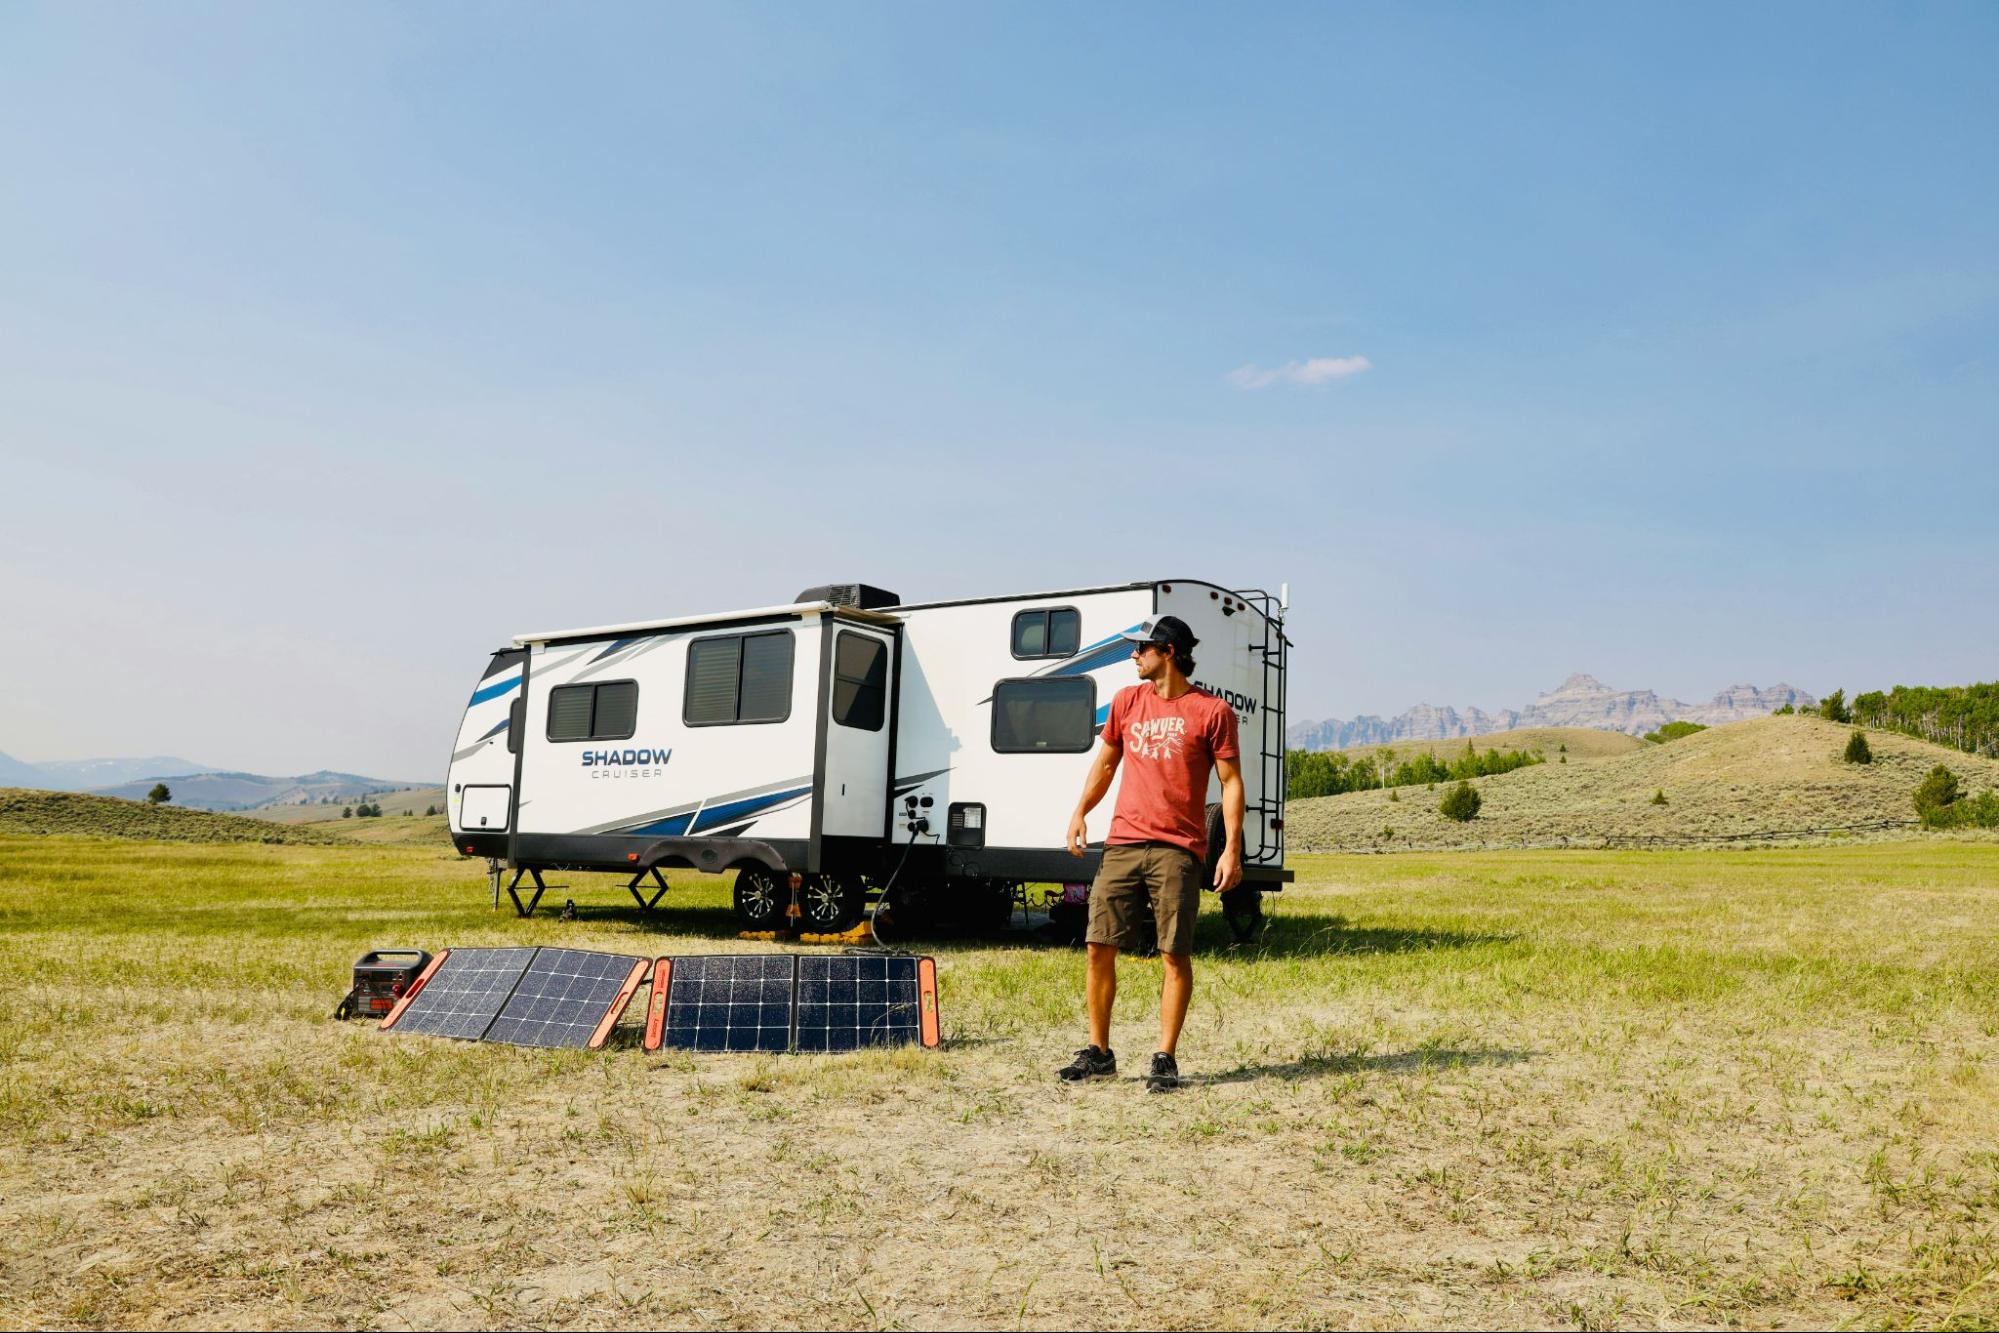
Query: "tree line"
1286 740 1544 800
1845 683 1999 759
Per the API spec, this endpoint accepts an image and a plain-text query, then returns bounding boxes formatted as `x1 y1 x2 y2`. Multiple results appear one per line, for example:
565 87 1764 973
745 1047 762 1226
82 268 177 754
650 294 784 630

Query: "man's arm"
1067 741 1122 856
1213 755 1245 891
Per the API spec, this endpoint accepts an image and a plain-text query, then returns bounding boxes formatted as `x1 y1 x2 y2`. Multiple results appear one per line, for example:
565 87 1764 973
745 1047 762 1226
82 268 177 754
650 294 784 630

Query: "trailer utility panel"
446 579 1291 933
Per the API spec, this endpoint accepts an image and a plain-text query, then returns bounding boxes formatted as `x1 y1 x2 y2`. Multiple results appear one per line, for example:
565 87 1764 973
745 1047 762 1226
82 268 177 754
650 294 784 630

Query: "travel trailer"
447 579 1291 933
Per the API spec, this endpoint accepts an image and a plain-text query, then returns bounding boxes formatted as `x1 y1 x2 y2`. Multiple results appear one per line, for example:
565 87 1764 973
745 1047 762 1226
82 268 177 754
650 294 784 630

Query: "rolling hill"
91 770 430 811
0 789 344 845
251 787 447 823
1285 713 1999 851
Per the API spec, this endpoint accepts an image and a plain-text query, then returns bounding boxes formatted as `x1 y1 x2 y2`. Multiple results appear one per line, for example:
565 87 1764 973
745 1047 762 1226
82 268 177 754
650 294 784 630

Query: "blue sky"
3 4 1995 779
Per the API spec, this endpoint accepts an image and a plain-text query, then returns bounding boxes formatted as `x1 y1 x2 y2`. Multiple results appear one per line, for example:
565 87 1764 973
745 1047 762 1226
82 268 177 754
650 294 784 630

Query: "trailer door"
818 624 896 839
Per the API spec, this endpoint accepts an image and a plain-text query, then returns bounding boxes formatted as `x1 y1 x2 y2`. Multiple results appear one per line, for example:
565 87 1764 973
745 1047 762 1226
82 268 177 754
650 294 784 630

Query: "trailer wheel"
799 875 866 933
734 867 786 932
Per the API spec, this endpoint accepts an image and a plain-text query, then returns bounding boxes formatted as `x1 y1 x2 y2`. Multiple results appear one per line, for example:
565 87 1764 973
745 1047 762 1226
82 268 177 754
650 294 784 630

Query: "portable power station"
335 949 433 1020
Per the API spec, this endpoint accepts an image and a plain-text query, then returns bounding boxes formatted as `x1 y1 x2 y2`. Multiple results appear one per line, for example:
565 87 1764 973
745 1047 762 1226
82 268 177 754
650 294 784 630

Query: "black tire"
1202 803 1226 885
734 867 787 932
1206 802 1264 943
799 874 867 933
1222 886 1265 944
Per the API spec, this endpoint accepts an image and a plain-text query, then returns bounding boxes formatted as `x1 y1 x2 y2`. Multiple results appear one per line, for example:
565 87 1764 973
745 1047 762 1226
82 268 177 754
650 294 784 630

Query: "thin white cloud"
1227 355 1373 390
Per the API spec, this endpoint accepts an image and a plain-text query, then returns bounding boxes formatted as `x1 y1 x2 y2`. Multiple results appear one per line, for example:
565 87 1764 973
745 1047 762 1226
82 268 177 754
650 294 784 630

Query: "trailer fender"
633 836 789 875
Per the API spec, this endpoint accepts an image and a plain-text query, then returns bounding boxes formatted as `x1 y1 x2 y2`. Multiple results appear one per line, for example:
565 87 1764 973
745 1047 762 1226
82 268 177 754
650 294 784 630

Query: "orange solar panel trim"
378 949 449 1031
917 957 941 1048
642 958 673 1051
587 958 651 1050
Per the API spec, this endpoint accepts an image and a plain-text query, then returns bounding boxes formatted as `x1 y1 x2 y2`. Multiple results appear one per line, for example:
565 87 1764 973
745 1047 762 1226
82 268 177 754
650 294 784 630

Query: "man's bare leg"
1086 943 1118 1051
1158 952 1192 1056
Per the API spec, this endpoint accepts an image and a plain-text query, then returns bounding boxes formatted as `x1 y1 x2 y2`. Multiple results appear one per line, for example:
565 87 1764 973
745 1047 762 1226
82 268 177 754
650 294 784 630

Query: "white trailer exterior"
446 579 1290 930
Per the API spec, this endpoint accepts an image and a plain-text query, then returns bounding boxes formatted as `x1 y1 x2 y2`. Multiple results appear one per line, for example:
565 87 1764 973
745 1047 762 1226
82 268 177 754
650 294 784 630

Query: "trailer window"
546 680 639 742
685 630 795 725
991 677 1096 753
1011 607 1081 659
832 632 887 731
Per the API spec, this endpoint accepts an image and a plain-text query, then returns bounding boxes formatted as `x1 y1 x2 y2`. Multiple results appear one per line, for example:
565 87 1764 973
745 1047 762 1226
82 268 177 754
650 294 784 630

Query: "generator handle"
359 949 433 968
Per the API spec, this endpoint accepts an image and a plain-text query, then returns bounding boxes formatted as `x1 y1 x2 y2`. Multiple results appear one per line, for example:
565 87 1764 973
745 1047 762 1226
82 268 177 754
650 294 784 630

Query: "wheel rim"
802 877 846 925
741 873 779 923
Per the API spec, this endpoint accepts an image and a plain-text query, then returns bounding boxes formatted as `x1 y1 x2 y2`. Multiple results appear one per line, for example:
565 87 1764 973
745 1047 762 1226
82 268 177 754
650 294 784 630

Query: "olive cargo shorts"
1087 842 1202 956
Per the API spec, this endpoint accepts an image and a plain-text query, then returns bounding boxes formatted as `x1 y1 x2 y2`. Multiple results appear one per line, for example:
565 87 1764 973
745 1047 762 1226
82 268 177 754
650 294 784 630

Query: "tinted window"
593 680 639 737
992 678 1096 753
684 631 795 725
1011 608 1081 659
546 681 638 742
685 637 742 724
739 633 794 722
547 685 595 740
1049 610 1080 656
832 632 888 731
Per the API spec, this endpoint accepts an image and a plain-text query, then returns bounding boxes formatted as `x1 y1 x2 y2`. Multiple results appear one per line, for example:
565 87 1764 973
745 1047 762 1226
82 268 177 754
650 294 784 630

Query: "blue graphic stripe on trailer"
623 813 695 836
690 784 812 834
477 717 510 741
1095 703 1111 727
469 674 522 706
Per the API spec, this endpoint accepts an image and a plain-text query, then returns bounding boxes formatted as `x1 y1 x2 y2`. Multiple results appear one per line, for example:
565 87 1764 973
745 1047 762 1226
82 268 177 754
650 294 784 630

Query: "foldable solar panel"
484 948 650 1049
379 946 649 1049
643 954 939 1054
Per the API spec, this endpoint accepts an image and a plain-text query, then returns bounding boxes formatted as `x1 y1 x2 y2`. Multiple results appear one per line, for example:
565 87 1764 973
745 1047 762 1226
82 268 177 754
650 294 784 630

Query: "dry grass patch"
0 836 1995 1328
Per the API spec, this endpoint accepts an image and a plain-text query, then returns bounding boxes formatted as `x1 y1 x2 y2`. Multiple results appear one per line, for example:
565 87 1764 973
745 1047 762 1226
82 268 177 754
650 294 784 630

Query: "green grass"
1 836 1996 1328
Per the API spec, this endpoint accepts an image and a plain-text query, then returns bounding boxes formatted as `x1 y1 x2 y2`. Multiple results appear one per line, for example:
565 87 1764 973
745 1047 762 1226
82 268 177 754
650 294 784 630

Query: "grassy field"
1289 713 1999 851
1 836 1996 1329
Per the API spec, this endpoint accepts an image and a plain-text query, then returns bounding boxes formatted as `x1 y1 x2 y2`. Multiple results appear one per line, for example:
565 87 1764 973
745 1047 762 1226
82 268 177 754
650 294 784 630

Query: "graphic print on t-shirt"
1126 715 1187 761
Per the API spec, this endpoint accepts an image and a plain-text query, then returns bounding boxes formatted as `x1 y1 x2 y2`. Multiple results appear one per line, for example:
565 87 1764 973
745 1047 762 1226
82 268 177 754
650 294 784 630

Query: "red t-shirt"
1101 684 1241 860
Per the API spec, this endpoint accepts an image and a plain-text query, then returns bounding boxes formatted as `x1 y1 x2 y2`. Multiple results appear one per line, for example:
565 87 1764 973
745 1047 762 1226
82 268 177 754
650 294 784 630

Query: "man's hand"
1212 844 1243 893
1066 810 1090 856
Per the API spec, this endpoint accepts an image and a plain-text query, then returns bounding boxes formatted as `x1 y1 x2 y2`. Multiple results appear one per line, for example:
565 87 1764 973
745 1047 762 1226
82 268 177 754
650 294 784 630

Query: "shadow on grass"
1200 911 1517 959
1194 1046 1535 1086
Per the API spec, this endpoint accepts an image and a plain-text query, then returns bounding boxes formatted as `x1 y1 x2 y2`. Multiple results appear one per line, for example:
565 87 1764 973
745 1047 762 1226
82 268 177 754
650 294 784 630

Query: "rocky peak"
1289 674 1819 751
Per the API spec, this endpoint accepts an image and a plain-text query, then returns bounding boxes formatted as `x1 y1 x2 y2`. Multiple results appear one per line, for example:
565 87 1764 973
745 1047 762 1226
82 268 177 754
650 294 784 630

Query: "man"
1059 614 1244 1092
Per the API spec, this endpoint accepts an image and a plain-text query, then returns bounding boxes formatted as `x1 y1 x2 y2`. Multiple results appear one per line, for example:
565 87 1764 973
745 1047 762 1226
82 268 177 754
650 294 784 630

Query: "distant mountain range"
0 751 427 811
0 752 212 791
1288 674 1817 752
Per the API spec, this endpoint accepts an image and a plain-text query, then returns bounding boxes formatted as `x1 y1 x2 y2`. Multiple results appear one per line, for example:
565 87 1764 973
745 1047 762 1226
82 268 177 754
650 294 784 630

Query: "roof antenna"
1279 582 1291 612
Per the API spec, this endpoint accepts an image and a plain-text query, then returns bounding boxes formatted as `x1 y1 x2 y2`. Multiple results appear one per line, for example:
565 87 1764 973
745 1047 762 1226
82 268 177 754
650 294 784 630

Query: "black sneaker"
1145 1052 1181 1093
1057 1045 1117 1081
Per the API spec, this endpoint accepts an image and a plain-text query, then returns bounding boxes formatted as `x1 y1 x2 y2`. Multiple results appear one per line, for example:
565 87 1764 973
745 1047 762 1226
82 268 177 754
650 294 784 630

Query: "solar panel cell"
384 948 536 1041
658 955 796 1053
796 955 922 1052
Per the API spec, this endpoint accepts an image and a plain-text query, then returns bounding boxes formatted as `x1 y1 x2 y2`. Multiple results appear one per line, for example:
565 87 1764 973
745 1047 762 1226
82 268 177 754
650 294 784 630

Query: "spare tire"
1207 802 1264 942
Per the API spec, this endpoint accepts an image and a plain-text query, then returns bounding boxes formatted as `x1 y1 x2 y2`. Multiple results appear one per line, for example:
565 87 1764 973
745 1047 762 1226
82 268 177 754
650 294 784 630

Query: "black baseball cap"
1120 615 1198 657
